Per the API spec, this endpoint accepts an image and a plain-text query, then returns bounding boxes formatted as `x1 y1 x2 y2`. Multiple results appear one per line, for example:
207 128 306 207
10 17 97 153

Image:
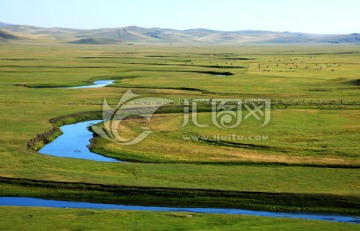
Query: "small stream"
0 197 359 224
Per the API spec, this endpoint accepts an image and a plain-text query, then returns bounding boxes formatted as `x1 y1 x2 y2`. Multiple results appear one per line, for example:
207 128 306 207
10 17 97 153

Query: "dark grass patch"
126 62 245 69
307 52 360 55
199 53 238 57
102 52 138 55
195 136 358 160
125 68 235 76
308 89 332 92
78 56 120 59
197 138 291 153
111 84 215 94
1 177 359 215
197 65 244 69
222 57 255 60
0 58 40 61
0 65 122 68
347 79 360 86
146 55 178 58
192 70 234 76
109 68 235 77
69 38 122 45
15 83 65 89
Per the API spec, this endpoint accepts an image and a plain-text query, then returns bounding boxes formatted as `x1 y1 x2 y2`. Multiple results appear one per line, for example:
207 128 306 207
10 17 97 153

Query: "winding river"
3 120 352 224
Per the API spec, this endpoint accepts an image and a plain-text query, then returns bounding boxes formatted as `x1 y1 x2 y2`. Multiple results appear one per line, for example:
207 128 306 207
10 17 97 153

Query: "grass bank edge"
1 177 359 216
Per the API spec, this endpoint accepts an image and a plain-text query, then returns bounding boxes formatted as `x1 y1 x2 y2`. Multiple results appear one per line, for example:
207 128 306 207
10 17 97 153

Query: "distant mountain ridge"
70 38 124 44
0 22 359 44
0 22 12 27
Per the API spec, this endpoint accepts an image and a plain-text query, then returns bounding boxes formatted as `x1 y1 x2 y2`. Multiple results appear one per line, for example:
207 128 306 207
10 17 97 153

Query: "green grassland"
2 207 359 231
91 109 360 165
0 43 359 228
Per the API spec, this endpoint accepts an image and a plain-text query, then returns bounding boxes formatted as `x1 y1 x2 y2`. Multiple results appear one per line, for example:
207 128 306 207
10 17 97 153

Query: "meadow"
0 43 359 229
91 109 360 165
2 207 360 231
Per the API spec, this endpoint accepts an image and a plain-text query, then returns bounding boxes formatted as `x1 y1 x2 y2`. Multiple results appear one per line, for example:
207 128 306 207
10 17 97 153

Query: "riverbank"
1 177 359 215
1 197 359 223
29 110 360 168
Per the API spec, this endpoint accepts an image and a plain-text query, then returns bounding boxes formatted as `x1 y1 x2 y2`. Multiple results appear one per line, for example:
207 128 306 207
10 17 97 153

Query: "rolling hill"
0 22 359 44
69 38 123 44
0 29 23 40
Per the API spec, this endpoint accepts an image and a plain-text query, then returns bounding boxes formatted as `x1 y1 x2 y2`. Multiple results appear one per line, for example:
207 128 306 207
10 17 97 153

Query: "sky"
1 0 359 34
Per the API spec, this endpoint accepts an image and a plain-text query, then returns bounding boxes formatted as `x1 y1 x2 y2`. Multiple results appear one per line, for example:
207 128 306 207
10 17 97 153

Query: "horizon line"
1 21 358 36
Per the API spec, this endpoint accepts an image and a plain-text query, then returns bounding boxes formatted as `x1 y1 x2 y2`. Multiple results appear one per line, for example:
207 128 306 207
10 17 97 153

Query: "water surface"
69 80 114 89
38 120 118 162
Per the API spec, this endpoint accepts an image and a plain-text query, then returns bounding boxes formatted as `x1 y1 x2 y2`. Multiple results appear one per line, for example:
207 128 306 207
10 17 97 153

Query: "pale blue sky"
1 0 359 34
